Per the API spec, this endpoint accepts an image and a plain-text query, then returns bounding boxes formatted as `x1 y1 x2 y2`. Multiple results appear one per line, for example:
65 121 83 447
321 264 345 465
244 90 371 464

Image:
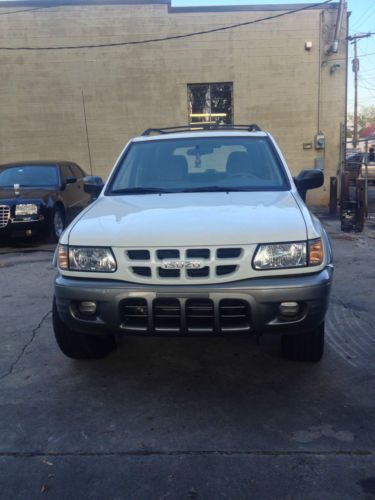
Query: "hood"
67 191 307 247
0 187 54 203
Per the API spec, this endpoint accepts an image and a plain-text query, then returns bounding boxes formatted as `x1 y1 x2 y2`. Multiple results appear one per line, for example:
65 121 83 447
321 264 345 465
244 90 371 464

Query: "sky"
172 0 375 112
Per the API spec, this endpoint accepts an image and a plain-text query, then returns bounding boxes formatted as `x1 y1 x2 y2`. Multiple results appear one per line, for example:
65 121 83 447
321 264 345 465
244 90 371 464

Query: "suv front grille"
217 248 242 259
120 298 251 334
153 299 181 332
186 299 215 333
0 205 10 228
124 247 245 282
127 250 150 260
131 266 152 277
219 299 251 333
186 267 209 278
121 298 148 331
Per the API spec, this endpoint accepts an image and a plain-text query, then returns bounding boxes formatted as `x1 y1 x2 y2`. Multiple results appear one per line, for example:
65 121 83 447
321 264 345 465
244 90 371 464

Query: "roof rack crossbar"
141 124 262 136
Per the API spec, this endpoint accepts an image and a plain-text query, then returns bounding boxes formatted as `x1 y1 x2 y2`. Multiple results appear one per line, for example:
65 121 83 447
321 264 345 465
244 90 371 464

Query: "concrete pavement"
0 216 374 499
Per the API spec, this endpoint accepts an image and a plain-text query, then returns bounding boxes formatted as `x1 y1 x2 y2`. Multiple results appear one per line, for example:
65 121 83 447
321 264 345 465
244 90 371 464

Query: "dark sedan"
0 161 91 242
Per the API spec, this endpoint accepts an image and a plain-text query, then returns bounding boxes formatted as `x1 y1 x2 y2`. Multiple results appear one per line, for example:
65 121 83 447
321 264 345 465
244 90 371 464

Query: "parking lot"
0 214 374 499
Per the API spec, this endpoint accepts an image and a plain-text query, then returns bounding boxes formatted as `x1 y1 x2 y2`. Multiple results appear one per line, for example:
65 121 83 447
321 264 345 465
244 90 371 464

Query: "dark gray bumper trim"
54 267 333 336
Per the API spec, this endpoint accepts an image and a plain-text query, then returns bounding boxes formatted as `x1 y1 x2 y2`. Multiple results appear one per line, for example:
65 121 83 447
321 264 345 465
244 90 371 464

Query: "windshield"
108 137 289 194
0 165 59 188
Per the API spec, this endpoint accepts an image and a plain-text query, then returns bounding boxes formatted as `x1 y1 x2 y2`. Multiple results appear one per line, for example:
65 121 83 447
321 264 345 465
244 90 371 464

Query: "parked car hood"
67 191 307 247
0 187 55 203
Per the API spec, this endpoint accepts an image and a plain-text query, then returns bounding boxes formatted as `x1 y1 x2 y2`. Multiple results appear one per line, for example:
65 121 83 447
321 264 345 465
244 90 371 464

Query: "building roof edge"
0 0 340 12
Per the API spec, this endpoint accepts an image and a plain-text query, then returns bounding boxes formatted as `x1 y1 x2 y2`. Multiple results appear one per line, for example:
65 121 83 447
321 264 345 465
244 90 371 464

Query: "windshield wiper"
180 186 253 193
110 186 255 195
110 187 174 195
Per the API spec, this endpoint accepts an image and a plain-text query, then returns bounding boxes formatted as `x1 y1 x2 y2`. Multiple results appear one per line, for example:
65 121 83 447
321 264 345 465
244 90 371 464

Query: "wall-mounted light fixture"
330 63 341 75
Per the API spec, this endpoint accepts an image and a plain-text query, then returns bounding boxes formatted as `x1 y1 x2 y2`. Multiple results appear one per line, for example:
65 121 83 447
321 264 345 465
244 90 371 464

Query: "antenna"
81 89 93 175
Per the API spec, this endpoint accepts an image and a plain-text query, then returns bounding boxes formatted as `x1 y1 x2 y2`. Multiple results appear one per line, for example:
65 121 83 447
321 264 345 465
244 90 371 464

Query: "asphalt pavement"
0 214 374 499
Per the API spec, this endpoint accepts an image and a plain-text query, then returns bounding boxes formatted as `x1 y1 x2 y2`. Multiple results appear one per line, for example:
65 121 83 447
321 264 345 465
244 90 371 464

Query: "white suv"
53 125 333 362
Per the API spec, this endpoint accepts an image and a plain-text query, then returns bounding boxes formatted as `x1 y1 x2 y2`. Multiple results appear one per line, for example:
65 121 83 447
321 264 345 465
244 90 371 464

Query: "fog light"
78 301 97 316
279 301 300 317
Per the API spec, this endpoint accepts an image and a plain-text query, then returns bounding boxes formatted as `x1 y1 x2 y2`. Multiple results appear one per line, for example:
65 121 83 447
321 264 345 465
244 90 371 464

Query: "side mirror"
65 176 77 185
293 169 324 201
83 175 104 198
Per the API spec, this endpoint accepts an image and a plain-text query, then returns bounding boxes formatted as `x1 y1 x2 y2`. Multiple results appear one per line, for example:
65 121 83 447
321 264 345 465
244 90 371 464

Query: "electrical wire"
326 50 375 63
0 4 61 16
350 2 375 32
0 0 334 51
358 87 375 100
359 76 375 93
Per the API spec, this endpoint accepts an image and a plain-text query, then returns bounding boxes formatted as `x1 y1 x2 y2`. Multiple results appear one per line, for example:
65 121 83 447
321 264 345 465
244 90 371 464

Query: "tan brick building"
0 0 347 205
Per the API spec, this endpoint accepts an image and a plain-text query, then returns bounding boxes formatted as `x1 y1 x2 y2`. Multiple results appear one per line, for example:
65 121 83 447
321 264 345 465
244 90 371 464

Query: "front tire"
52 298 116 359
49 206 65 243
282 322 325 362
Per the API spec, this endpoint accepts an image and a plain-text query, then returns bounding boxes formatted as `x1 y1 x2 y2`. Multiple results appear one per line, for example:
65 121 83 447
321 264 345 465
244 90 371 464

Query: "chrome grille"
0 205 11 228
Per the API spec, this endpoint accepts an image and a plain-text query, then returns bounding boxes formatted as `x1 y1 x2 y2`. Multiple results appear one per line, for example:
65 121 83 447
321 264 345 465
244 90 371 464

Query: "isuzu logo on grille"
162 260 203 270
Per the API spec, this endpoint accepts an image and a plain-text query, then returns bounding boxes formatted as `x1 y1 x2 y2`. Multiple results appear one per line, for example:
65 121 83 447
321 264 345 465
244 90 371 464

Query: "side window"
70 164 83 179
61 164 74 181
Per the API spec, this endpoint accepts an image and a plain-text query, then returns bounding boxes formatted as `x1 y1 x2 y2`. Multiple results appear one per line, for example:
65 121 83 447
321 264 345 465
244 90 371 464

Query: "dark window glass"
188 83 233 125
71 164 83 179
108 137 288 194
0 165 59 187
61 165 74 181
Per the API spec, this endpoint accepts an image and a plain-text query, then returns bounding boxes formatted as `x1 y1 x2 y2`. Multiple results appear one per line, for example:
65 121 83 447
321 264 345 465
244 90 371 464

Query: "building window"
188 83 233 126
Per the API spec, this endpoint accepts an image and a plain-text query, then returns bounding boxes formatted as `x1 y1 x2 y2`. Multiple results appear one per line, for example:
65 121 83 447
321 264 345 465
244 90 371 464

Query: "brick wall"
0 1 347 205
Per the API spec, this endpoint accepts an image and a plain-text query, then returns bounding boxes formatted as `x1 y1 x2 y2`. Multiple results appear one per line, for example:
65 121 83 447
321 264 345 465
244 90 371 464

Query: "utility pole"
353 38 359 149
347 33 371 149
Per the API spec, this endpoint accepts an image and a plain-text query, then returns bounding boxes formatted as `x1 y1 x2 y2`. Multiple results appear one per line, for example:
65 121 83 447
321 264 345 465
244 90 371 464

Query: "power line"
0 0 333 51
358 51 375 58
359 85 375 94
350 3 375 32
327 50 375 63
347 32 375 40
0 4 60 16
359 76 375 94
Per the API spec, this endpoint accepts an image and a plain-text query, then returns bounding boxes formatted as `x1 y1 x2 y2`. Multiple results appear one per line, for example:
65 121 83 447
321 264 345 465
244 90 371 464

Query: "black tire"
282 322 325 362
49 206 65 243
52 298 116 359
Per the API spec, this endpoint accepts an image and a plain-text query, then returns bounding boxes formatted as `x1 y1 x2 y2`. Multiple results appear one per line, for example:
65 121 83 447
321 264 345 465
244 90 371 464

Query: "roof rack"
141 124 262 136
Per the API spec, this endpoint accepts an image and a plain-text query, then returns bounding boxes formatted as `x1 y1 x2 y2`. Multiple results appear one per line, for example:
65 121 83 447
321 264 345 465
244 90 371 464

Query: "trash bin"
340 201 359 232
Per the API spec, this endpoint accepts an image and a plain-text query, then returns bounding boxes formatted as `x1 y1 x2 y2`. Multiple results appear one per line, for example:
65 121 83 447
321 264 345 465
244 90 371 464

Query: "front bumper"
54 266 333 336
0 219 47 239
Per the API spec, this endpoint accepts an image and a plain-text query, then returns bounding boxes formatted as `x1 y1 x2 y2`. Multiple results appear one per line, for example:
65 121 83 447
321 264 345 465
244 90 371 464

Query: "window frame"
187 82 233 126
105 135 291 195
0 164 60 188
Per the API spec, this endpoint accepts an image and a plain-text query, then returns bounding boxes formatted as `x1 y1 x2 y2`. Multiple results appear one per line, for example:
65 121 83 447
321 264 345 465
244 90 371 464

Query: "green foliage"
348 105 375 129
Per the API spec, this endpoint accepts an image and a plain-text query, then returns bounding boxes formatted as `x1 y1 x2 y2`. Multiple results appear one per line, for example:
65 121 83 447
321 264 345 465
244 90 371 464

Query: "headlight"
57 245 117 272
253 239 323 270
15 203 38 215
253 242 307 270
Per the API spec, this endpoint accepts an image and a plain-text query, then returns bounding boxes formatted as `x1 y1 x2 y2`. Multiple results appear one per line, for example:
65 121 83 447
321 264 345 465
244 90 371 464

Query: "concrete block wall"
0 1 347 205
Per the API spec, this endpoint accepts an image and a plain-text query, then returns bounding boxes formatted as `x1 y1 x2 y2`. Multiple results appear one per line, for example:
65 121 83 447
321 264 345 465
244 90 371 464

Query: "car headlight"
252 239 323 270
57 245 117 272
15 203 38 215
